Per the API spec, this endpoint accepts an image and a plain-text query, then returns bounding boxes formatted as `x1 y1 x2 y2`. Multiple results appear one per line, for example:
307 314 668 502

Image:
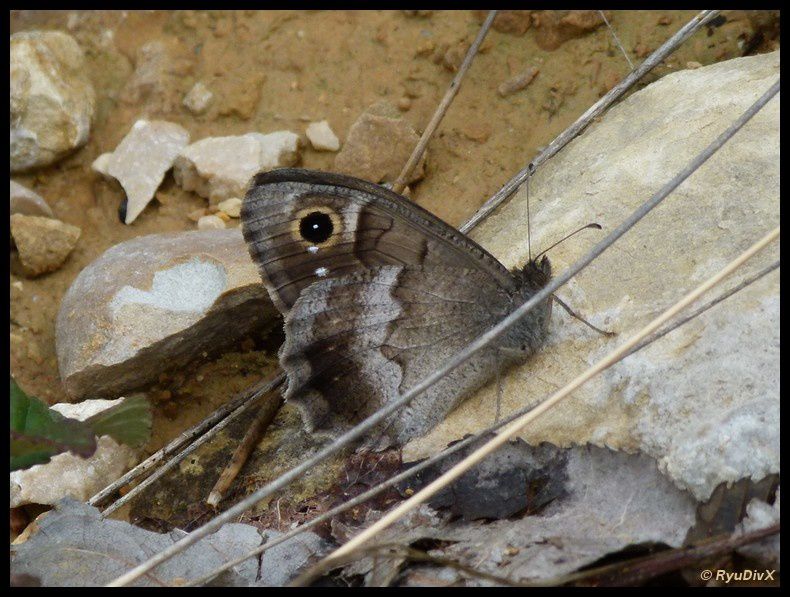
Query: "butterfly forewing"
241 169 516 313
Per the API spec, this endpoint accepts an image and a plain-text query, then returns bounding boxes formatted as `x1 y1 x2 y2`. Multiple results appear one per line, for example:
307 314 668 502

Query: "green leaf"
10 378 152 472
10 378 96 472
86 395 152 448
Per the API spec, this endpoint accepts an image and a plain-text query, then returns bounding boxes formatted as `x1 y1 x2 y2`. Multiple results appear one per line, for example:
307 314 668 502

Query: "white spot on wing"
308 245 319 254
315 266 329 277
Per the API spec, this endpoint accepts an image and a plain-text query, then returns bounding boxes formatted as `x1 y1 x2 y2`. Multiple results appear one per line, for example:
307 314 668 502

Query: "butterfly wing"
280 264 522 447
241 168 516 313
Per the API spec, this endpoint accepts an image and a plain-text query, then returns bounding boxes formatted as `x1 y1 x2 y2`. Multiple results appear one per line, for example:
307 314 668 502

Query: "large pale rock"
10 31 96 172
10 398 138 507
406 52 780 502
11 214 81 276
174 131 300 204
10 180 54 218
92 119 190 224
56 229 276 400
334 101 426 184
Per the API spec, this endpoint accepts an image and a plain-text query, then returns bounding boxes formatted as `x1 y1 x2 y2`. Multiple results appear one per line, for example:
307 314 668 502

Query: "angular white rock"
173 131 300 204
183 81 214 114
736 489 780 566
91 152 112 176
10 31 96 172
95 119 190 224
305 120 340 151
197 214 226 230
334 100 425 184
10 398 138 507
217 197 242 218
10 180 54 218
56 229 276 400
406 52 780 502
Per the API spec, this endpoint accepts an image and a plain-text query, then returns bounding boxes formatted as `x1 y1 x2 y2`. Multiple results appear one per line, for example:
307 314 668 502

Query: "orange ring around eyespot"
291 205 344 249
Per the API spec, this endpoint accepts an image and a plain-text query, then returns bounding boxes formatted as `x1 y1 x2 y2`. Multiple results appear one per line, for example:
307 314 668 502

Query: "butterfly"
241 168 552 448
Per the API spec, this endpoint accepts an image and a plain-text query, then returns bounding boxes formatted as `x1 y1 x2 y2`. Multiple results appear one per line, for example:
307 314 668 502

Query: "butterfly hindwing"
280 265 516 447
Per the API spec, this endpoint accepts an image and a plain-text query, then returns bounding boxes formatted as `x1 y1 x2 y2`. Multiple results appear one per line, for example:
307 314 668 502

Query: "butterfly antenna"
552 295 616 337
533 223 602 262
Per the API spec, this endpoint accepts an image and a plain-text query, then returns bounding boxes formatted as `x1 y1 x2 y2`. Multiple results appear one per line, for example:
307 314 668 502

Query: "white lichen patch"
110 257 227 316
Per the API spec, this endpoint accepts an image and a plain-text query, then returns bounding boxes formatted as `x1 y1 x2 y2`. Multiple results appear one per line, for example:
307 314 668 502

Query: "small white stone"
305 120 341 152
97 119 191 224
174 131 300 203
197 214 226 230
183 81 214 114
217 197 242 218
10 181 53 218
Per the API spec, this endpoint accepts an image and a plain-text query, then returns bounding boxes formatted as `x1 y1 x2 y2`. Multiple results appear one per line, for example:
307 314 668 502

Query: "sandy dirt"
9 10 778 496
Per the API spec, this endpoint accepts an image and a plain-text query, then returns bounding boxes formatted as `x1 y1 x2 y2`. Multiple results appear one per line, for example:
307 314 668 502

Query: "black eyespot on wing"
299 211 333 243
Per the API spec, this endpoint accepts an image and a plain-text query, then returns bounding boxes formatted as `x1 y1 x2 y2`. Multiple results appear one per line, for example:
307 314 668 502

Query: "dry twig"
461 9 721 233
206 390 284 507
392 10 497 194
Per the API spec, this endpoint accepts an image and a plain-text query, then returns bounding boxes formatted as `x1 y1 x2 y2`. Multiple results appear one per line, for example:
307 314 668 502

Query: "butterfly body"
242 169 552 447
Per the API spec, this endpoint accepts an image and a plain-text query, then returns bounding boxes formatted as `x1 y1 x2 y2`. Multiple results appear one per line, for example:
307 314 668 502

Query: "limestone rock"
532 10 607 51
10 180 53 218
93 119 190 224
10 500 263 586
56 229 276 400
91 152 111 174
197 214 226 230
11 214 81 277
334 101 425 185
474 10 533 35
10 398 139 507
736 489 780 567
217 197 242 218
174 131 300 204
406 52 780 502
257 531 329 587
10 30 96 172
183 81 214 114
120 40 192 112
305 120 340 152
498 66 540 97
